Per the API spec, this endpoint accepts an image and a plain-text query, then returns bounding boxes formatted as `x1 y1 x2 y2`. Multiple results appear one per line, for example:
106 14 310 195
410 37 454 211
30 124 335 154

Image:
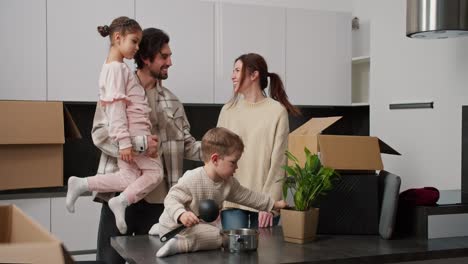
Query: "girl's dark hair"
134 28 170 69
97 16 141 43
235 53 301 116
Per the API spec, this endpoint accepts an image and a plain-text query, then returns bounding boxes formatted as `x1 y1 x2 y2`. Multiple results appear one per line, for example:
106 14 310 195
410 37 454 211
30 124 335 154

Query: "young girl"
66 16 162 234
148 127 287 258
218 53 301 229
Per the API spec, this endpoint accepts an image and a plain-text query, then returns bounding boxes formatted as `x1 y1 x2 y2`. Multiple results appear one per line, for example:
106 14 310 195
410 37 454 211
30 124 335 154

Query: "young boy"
148 127 287 257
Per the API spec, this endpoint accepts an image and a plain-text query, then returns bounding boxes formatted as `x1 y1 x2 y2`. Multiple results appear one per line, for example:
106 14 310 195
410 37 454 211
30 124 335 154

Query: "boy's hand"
120 147 133 162
146 135 158 158
179 212 199 227
273 200 288 210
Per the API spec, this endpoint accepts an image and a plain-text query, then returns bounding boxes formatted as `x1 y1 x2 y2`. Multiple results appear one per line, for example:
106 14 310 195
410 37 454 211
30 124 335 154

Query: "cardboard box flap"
64 105 82 140
0 101 64 145
318 135 384 170
378 139 401 155
290 116 342 136
0 205 74 264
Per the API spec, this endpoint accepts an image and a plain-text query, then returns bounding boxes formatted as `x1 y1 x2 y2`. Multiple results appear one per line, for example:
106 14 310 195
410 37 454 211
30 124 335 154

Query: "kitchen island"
111 226 468 264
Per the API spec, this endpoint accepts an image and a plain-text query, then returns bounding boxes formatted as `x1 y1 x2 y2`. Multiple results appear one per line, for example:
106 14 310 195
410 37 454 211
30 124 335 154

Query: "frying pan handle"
160 225 186 242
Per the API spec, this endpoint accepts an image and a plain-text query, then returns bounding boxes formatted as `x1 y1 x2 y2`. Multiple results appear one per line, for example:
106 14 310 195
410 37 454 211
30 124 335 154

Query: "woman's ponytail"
268 72 301 116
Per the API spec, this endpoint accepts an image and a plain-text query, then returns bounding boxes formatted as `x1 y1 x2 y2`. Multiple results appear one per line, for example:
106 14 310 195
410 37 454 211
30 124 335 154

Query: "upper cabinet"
47 0 134 102
286 9 351 105
0 0 47 100
1 1 352 105
136 0 215 104
215 3 286 104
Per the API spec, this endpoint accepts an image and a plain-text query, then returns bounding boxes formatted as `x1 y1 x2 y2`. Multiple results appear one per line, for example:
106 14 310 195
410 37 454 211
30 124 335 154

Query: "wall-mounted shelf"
352 56 370 104
352 55 370 64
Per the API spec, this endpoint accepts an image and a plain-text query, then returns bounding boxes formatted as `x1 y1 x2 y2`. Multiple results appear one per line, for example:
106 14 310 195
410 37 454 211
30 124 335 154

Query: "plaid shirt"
91 82 202 203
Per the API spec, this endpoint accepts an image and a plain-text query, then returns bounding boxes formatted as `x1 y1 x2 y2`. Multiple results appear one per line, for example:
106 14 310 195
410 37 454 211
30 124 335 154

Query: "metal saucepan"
160 199 219 242
221 228 259 253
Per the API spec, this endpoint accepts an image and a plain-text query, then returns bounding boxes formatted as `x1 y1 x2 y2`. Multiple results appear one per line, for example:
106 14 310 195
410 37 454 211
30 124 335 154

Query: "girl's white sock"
108 193 129 234
65 176 89 213
156 237 181 257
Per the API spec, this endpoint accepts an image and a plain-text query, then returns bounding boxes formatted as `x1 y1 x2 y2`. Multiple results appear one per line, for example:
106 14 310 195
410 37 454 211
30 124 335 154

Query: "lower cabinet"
72 254 97 261
50 196 101 252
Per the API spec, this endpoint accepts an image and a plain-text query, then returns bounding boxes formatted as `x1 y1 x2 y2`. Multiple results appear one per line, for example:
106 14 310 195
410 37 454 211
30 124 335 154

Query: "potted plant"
280 147 339 244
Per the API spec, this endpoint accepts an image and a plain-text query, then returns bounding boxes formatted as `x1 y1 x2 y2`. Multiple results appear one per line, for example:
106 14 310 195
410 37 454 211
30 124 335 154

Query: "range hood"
407 0 468 39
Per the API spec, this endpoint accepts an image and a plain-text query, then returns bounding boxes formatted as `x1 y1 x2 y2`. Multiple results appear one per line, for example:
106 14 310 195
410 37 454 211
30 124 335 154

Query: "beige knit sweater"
159 167 275 229
217 97 289 212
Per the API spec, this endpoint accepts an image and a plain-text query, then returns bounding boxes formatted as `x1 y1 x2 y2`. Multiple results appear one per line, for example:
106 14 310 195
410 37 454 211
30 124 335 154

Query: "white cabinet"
286 9 351 105
50 196 101 251
136 0 215 104
47 0 134 101
0 198 51 231
215 3 286 104
0 0 47 100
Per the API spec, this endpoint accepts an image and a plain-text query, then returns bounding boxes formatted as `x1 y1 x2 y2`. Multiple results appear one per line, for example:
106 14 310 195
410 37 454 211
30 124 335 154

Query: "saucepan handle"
160 225 186 242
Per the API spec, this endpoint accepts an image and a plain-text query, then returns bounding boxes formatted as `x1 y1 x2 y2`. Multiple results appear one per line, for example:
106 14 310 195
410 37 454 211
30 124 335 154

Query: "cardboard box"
0 101 81 190
288 117 401 234
0 204 74 264
288 116 400 170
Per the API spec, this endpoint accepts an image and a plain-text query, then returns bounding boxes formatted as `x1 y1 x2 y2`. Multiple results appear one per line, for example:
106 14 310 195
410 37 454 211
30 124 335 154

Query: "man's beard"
150 68 168 80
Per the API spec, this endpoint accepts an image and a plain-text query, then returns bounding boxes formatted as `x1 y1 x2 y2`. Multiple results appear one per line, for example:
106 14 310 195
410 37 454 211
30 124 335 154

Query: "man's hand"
178 212 199 227
146 135 159 158
258 211 274 228
120 147 133 162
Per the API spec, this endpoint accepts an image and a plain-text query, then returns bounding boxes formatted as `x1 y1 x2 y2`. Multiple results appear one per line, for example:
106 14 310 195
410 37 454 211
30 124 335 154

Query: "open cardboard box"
0 101 81 190
0 204 74 264
288 117 401 234
288 116 400 171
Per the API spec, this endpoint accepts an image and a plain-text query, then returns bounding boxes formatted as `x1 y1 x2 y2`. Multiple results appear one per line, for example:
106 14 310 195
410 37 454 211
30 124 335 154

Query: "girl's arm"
100 64 132 151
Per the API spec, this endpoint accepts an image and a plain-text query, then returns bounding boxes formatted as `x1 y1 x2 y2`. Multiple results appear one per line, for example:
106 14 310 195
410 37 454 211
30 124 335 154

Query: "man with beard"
91 28 202 264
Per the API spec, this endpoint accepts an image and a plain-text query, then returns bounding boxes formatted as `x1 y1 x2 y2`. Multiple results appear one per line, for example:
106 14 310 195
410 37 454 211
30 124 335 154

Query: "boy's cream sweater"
217 97 289 212
159 167 275 230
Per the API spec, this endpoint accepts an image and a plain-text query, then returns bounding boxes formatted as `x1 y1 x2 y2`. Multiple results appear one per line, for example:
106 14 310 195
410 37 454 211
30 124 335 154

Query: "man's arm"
91 103 150 157
91 103 119 158
180 107 202 161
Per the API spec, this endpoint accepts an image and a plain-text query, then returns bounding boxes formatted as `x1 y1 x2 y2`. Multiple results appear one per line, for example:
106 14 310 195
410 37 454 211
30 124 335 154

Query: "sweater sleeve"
101 64 131 149
164 177 193 224
91 103 120 158
227 178 275 212
261 108 289 202
180 106 202 161
216 105 228 128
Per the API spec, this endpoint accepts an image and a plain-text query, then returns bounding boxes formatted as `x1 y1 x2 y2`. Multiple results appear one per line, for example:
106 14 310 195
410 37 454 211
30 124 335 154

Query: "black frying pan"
160 199 219 242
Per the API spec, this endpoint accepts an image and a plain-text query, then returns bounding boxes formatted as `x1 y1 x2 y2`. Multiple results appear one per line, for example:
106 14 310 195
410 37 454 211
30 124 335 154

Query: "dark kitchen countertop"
111 226 468 264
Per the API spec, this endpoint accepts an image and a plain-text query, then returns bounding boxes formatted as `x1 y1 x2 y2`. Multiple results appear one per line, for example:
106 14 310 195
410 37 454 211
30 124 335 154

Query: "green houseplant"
280 147 339 244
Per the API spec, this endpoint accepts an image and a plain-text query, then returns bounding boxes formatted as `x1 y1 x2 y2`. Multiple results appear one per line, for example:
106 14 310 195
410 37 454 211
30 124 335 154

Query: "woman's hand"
273 200 288 210
178 212 199 227
258 211 274 228
146 135 159 158
119 147 133 162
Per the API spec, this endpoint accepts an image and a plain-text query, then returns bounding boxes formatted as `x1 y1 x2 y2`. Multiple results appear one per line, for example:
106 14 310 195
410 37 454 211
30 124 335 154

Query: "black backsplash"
63 103 369 183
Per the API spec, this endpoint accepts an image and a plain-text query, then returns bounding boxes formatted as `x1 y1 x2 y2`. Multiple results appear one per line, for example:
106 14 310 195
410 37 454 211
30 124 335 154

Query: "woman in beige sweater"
218 53 300 229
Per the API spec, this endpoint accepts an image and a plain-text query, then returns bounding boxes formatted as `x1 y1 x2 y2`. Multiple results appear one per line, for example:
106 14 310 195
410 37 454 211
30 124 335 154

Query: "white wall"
363 0 468 190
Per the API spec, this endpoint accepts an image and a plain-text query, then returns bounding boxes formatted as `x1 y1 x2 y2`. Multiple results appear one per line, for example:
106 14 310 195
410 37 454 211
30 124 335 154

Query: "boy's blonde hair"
201 127 244 162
